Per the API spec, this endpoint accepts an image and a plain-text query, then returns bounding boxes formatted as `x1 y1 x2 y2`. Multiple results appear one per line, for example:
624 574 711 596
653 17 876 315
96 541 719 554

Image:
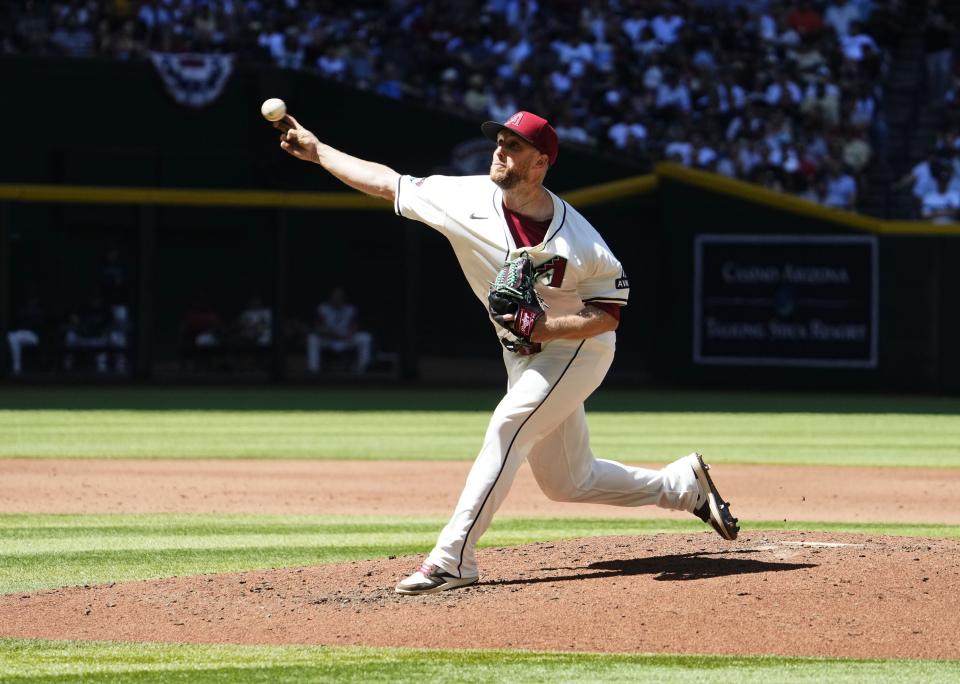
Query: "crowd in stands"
1 0 914 211
894 1 960 222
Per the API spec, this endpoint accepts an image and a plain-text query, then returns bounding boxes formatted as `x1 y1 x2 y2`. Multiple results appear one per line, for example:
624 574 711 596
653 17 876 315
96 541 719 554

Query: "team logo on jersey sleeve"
615 274 630 289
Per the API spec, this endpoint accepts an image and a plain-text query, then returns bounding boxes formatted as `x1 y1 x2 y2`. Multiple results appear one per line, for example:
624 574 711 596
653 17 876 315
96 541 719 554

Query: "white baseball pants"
7 330 39 375
306 332 372 373
426 336 701 579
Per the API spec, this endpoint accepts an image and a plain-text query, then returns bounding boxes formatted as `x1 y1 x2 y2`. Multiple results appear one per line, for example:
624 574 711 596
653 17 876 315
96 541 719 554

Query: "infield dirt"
2 459 960 657
2 532 959 658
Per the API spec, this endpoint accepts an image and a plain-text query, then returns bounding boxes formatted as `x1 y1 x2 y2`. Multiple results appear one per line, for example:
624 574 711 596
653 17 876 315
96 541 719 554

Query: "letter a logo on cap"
481 110 559 166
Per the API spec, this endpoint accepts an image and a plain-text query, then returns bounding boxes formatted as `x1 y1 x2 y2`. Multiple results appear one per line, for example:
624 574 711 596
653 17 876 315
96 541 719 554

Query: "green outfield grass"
2 513 958 595
1 388 959 466
3 387 959 681
1 640 958 683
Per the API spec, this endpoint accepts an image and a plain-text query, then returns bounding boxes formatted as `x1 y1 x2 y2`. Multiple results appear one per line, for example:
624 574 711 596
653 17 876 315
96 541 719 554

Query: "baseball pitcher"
273 109 739 595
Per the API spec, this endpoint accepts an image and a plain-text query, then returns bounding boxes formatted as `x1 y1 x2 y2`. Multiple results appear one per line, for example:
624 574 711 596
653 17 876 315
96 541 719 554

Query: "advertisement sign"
694 235 878 367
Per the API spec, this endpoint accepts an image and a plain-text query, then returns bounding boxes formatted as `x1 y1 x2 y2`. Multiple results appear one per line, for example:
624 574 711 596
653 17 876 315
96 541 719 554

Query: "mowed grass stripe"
3 409 960 466
0 410 486 460
1 640 958 683
2 514 959 595
0 515 705 594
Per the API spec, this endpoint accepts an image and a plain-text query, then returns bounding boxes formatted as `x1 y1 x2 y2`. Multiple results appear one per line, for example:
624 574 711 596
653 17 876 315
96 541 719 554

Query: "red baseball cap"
481 111 559 166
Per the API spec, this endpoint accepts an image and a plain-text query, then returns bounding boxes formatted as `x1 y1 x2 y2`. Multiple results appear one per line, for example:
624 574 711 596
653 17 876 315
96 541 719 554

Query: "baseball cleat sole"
690 452 740 540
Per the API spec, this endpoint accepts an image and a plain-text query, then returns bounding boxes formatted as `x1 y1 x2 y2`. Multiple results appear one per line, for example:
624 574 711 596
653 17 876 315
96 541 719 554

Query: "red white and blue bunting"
148 52 235 108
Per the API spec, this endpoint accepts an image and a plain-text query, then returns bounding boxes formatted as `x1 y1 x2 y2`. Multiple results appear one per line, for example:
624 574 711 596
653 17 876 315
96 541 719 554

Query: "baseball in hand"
260 98 287 122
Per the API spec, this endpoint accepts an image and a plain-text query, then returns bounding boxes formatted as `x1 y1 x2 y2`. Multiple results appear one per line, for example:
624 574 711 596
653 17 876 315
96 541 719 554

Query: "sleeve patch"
615 277 630 289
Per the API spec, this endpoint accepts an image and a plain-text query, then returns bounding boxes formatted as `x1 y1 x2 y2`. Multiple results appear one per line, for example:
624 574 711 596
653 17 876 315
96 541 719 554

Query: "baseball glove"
488 253 545 355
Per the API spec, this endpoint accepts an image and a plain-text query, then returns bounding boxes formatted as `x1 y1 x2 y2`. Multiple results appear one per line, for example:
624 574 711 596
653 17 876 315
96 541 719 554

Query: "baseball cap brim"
481 121 537 149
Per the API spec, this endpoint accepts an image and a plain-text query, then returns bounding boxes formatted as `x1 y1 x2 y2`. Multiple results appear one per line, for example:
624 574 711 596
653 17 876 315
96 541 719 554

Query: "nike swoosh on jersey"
469 213 489 219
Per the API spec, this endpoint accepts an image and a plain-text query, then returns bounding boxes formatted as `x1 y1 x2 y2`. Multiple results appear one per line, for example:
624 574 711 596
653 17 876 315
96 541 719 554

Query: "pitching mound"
3 531 959 658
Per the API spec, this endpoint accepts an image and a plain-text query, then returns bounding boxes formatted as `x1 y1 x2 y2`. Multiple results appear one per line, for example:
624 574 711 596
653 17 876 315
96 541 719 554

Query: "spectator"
824 0 862 38
800 78 841 127
765 70 803 107
651 4 685 46
733 138 763 177
635 25 662 57
894 151 941 200
822 160 858 210
345 39 375 88
107 19 145 60
664 129 694 166
100 245 130 321
920 170 960 224
275 26 305 70
590 19 615 73
554 110 591 145
258 20 285 64
800 175 828 204
767 10 802 48
714 142 737 176
840 21 879 64
787 0 825 37
642 52 665 91
715 71 746 114
655 69 691 115
463 74 490 114
608 111 648 151
376 63 405 100
621 6 648 46
843 131 873 174
501 30 532 77
317 46 347 81
922 1 955 103
848 83 877 130
50 10 95 58
693 132 718 169
62 293 125 374
181 291 225 351
487 88 518 122
233 295 272 348
7 292 44 376
306 287 373 375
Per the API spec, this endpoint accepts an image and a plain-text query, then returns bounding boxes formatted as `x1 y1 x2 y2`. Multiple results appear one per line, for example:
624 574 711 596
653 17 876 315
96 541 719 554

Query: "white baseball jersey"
394 174 630 348
393 172 700 581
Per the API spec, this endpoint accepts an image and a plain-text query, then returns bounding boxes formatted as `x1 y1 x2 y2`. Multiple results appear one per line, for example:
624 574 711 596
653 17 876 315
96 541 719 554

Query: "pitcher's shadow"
485 549 816 587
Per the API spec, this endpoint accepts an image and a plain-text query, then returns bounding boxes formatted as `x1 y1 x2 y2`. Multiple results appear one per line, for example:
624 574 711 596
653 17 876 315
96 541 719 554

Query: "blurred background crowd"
1 0 958 217
3 0 960 384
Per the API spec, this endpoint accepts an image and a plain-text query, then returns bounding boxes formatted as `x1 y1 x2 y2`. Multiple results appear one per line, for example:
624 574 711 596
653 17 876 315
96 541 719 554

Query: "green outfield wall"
656 165 960 392
2 57 958 391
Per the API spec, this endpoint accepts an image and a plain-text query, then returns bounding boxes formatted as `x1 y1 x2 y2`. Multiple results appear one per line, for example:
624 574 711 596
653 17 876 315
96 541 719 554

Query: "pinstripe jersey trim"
455 339 587 577
583 297 628 303
543 200 567 244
